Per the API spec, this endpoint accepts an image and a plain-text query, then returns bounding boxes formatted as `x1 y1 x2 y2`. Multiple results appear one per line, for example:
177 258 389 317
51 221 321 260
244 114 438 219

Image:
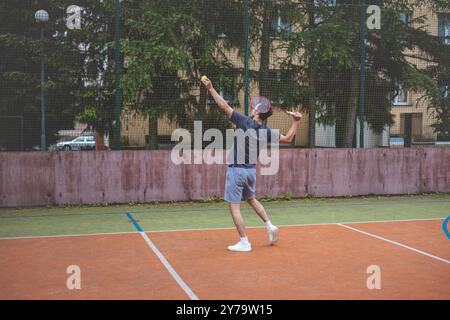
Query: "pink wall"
1 148 449 207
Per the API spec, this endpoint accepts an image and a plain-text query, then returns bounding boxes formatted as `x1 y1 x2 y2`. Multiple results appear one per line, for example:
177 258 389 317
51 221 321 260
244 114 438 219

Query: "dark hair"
259 110 273 121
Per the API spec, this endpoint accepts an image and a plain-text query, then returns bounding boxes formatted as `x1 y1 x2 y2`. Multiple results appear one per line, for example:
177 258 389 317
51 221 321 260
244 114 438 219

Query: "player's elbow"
224 106 233 119
280 135 293 144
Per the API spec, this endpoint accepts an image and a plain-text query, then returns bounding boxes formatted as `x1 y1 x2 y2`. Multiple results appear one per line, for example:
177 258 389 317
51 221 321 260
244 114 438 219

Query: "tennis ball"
201 75 208 82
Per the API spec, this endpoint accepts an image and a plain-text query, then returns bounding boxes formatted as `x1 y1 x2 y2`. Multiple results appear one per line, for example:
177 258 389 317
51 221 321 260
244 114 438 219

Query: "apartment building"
121 4 449 149
389 7 449 146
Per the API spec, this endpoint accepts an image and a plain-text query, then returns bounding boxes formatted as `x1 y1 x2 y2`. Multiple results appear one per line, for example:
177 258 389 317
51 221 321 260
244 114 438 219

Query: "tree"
0 0 85 150
70 1 119 150
121 0 243 149
244 0 311 149
0 0 125 151
281 0 450 147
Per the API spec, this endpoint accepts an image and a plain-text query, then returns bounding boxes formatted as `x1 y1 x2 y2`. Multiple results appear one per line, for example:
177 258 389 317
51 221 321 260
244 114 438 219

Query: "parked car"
389 136 404 148
436 135 450 145
56 135 96 151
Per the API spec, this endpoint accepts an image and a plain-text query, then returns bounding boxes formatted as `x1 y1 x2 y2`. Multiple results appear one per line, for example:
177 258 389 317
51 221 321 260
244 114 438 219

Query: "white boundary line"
337 223 450 265
0 217 444 240
138 231 199 300
129 217 446 234
0 230 136 241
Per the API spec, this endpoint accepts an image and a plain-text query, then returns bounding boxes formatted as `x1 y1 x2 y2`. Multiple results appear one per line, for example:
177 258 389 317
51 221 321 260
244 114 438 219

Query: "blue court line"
126 212 143 232
442 216 450 239
124 211 199 300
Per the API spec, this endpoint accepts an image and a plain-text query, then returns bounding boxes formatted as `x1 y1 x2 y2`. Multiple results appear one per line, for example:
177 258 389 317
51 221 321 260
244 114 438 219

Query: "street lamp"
35 10 49 151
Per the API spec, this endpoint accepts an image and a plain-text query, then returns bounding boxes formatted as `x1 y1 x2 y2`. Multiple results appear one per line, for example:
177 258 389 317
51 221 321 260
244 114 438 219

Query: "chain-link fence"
1 0 449 152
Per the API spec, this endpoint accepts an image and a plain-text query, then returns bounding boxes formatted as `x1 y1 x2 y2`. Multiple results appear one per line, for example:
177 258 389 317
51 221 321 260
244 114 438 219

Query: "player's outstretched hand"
201 76 213 90
292 112 302 122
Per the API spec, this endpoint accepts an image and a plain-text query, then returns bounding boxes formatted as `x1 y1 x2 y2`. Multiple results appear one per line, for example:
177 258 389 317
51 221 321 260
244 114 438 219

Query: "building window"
268 70 282 81
218 88 235 103
314 0 336 24
392 83 408 105
53 30 68 39
314 0 336 8
400 113 423 138
267 70 287 105
315 0 336 4
207 81 236 105
442 85 449 98
271 8 292 37
438 13 450 45
399 12 411 24
211 24 227 38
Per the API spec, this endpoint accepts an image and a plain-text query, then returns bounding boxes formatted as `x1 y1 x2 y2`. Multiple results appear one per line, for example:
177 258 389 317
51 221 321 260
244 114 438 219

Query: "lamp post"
35 10 49 151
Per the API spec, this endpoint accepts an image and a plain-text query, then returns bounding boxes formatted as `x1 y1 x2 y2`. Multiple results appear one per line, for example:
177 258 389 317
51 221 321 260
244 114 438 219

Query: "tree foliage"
1 0 449 151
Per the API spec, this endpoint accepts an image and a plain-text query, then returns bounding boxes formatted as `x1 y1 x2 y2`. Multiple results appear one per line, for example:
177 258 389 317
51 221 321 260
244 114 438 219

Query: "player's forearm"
207 87 233 119
201 76 233 118
208 87 229 111
284 122 299 143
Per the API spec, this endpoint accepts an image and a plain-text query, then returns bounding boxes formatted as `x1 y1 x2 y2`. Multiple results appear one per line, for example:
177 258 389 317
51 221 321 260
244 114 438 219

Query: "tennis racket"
251 96 302 119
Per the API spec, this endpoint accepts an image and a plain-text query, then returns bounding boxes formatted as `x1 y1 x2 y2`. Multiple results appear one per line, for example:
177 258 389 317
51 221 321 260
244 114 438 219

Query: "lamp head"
35 10 49 23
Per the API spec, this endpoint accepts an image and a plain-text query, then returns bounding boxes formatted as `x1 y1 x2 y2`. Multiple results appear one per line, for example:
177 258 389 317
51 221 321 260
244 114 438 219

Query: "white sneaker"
268 226 279 245
227 241 252 252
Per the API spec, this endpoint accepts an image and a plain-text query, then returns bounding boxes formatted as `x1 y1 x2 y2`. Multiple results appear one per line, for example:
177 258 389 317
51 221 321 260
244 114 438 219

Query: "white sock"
240 236 249 245
265 220 274 230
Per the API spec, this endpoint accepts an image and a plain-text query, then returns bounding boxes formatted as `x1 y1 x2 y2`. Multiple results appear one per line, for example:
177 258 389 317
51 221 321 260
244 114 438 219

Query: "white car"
56 135 96 151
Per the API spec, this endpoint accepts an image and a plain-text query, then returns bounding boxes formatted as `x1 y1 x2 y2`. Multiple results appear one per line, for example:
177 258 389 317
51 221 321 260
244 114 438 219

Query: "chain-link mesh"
1 0 449 151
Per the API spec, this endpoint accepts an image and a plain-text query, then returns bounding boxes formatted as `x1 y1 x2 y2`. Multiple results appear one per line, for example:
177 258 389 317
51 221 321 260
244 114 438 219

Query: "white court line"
0 230 136 240
0 217 444 240
337 223 450 265
134 217 445 234
137 231 199 300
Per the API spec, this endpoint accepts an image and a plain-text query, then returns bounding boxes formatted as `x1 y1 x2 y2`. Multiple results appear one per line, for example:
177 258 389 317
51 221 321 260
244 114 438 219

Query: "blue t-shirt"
228 111 279 168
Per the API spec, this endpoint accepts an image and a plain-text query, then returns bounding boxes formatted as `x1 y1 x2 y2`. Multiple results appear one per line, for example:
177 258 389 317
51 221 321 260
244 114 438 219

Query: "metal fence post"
243 0 250 116
40 27 46 151
359 0 366 148
114 0 121 149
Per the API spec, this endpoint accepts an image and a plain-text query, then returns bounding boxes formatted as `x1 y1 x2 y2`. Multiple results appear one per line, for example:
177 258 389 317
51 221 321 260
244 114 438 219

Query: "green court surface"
0 194 449 238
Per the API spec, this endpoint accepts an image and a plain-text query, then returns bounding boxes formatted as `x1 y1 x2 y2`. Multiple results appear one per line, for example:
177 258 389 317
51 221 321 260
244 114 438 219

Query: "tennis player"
201 77 302 252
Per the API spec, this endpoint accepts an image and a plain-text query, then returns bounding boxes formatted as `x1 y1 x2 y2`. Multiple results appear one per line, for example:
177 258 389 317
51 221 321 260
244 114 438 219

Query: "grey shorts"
224 166 256 204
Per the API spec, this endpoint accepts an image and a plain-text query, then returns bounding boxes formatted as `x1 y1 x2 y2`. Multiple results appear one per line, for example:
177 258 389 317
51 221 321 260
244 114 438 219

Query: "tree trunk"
95 130 106 150
199 79 209 148
306 0 316 148
335 62 359 148
147 116 158 150
199 76 207 119
336 5 360 148
342 64 359 148
335 104 346 147
259 2 272 98
307 66 316 148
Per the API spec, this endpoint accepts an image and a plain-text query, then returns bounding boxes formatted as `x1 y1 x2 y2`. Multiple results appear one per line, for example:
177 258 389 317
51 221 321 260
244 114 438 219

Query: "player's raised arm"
201 76 233 119
279 112 302 144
